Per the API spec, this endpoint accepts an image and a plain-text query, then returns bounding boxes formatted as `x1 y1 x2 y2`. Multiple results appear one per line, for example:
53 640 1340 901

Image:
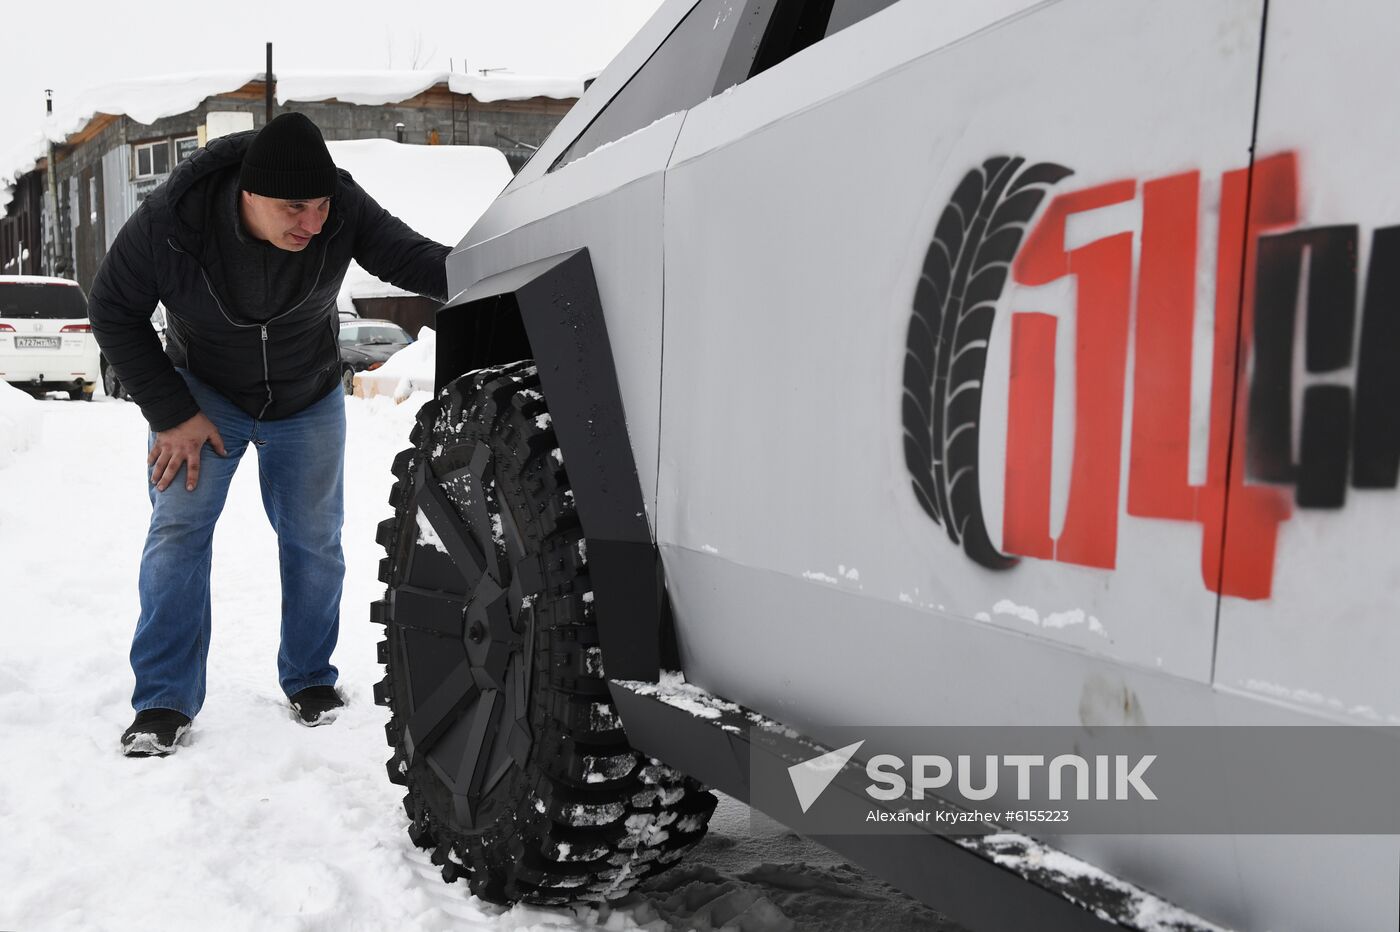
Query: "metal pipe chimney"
265 43 274 124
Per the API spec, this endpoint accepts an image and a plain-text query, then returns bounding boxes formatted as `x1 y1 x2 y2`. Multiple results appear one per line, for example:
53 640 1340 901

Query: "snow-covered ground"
0 385 954 932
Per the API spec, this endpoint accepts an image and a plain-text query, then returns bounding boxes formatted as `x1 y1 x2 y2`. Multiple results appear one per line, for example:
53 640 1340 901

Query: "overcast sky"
1 0 665 174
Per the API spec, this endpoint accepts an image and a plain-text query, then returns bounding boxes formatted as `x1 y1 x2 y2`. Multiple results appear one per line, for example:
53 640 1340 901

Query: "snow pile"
0 381 41 468
355 325 438 401
2 69 578 210
326 138 508 245
447 71 592 104
326 139 511 312
0 394 948 931
73 71 266 128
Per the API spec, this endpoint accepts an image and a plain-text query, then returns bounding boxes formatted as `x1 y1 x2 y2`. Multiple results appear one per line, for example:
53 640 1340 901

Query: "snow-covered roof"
0 274 81 286
327 139 512 306
291 70 590 107
1 69 588 211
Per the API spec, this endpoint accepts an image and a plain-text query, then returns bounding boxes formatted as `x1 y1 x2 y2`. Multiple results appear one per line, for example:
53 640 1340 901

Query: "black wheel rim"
401 440 535 830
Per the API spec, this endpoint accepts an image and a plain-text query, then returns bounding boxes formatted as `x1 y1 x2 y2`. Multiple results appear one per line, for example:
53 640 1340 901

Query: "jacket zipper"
167 216 343 419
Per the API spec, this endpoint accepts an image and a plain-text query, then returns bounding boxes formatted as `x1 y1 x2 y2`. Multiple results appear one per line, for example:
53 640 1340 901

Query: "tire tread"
375 362 715 904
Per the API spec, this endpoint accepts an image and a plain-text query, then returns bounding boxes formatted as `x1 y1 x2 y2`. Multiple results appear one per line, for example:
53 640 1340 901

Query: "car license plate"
14 337 60 349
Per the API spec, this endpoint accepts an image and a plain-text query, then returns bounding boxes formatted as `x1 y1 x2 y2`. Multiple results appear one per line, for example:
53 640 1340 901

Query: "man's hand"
149 413 226 492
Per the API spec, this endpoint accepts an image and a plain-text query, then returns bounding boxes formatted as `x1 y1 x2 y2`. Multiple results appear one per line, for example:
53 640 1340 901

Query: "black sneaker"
289 685 345 727
121 709 192 757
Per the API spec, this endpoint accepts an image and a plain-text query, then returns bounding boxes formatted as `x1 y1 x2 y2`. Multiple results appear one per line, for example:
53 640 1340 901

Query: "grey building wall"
62 118 126 186
288 98 461 144
462 102 568 169
66 176 78 272
58 117 126 289
102 145 135 250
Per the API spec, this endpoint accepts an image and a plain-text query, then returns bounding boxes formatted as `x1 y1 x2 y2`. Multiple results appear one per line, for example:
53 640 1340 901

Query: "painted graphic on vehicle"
905 152 1396 600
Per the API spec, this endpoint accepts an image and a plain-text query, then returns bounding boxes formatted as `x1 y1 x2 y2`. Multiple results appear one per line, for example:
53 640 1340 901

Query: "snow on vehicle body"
374 1 1400 929
0 275 98 399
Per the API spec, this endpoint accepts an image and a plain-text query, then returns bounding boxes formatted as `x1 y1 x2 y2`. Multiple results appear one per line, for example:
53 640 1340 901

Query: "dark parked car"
338 319 412 393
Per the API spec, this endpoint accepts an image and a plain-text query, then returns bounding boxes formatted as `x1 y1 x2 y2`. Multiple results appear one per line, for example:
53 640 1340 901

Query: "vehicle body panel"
450 114 683 520
439 1 1400 928
659 0 1255 693
1212 0 1400 734
1203 5 1400 927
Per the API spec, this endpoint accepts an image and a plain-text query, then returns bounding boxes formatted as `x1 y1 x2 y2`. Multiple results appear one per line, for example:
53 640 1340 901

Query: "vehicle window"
824 0 902 38
549 0 903 172
552 0 755 170
355 325 410 345
342 324 410 345
0 283 88 320
750 0 901 78
713 0 784 93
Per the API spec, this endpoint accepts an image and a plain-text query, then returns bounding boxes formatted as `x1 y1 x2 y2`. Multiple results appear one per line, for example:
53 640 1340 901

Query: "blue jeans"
131 369 344 719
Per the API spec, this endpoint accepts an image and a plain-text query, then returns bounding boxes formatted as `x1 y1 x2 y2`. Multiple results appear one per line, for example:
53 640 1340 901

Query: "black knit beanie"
238 113 338 199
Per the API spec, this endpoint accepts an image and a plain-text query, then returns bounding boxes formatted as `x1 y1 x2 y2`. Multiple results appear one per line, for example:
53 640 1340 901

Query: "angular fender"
435 248 662 681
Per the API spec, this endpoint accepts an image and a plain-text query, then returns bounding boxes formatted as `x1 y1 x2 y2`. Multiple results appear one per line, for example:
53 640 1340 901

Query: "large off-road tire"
373 361 717 905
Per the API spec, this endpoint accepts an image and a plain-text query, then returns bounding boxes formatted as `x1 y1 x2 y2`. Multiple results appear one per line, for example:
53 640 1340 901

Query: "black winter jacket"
89 130 449 430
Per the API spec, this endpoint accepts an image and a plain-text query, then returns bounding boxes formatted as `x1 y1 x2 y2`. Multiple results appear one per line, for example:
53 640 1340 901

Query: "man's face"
240 192 331 251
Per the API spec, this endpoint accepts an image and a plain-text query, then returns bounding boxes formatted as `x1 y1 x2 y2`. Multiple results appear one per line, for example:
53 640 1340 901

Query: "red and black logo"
903 153 1400 601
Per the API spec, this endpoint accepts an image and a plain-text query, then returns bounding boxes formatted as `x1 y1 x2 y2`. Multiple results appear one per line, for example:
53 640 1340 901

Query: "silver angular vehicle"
370 1 1400 929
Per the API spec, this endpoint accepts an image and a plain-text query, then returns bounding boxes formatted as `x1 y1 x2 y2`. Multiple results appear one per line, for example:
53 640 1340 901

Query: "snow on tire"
372 361 717 905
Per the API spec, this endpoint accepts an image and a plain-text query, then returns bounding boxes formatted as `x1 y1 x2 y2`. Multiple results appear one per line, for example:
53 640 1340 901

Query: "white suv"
0 275 99 400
